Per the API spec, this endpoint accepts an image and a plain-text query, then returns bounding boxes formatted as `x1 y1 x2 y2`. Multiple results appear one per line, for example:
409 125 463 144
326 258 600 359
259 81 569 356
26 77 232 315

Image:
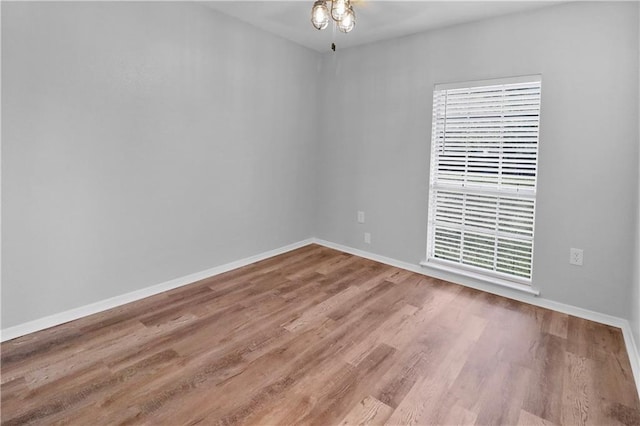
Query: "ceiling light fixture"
311 0 356 33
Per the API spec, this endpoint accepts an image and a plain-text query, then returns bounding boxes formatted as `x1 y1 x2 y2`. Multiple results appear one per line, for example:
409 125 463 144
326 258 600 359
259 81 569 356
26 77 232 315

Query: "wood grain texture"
1 244 639 425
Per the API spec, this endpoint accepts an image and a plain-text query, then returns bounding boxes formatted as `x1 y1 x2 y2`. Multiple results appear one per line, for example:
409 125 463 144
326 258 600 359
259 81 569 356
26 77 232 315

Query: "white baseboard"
0 238 314 342
622 324 640 399
311 238 640 397
2 236 638 399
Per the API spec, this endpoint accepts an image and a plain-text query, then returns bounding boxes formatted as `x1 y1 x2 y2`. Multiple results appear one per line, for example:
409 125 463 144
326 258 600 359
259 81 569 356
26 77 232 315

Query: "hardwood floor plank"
566 316 626 360
327 280 397 322
381 283 462 351
548 311 569 339
337 395 394 426
440 404 477 425
303 344 397 426
471 363 532 425
593 349 640 409
518 409 559 426
371 346 427 409
283 285 363 332
522 333 567 424
384 319 481 425
342 303 418 367
1 244 638 425
561 352 592 426
137 294 393 423
2 319 149 388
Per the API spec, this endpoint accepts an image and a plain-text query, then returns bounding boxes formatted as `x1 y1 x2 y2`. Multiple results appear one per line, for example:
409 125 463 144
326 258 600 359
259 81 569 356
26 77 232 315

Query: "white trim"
426 77 541 284
420 260 539 296
312 238 639 398
315 238 550 311
621 321 640 398
2 236 637 398
0 238 314 342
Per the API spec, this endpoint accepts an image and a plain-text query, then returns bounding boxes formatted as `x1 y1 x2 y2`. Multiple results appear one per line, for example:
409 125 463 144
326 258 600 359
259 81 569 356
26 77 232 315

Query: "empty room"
2 0 640 424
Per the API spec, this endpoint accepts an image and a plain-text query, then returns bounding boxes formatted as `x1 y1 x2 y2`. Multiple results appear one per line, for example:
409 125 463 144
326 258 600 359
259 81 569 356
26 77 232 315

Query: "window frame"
423 75 542 288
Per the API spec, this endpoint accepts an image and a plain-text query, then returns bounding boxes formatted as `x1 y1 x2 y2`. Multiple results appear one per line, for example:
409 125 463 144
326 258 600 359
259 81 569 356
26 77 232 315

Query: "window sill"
419 260 540 296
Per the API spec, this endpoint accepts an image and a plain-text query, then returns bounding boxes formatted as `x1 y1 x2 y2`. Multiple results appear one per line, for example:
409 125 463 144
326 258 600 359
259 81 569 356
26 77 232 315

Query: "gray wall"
3 1 639 330
632 4 640 350
316 1 639 318
2 2 319 328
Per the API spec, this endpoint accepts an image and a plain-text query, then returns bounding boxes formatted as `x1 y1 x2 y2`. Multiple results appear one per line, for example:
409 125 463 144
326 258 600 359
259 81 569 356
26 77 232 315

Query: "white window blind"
426 76 541 284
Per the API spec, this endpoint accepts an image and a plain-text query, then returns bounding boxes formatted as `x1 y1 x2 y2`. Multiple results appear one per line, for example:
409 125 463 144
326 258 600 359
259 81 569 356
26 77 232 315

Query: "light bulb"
331 0 349 22
337 5 355 33
311 0 330 30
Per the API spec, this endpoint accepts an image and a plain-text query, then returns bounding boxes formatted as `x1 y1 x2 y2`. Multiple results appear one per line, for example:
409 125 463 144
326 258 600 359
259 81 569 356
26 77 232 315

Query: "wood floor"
2 244 639 425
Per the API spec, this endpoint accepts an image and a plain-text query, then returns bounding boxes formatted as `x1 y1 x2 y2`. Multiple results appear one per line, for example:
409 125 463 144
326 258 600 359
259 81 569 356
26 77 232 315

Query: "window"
424 75 541 285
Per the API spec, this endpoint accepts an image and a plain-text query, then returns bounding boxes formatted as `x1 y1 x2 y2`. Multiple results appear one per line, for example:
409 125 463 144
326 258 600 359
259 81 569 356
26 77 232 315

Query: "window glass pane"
426 77 541 283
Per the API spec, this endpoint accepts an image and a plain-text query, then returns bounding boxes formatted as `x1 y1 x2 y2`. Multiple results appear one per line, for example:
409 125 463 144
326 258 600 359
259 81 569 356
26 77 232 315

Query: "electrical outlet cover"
569 248 583 266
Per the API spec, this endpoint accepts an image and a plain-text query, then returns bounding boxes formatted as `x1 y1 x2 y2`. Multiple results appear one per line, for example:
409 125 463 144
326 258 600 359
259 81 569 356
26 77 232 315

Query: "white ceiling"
204 1 563 53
